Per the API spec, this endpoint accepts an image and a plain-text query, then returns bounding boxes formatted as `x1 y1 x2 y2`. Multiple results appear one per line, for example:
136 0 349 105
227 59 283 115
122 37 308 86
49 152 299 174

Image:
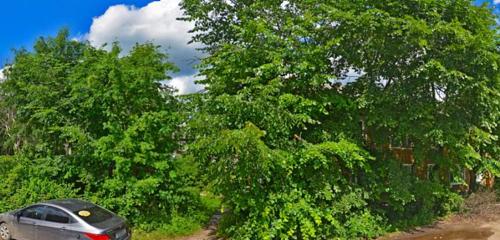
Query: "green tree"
0 30 207 228
181 0 499 238
335 0 500 176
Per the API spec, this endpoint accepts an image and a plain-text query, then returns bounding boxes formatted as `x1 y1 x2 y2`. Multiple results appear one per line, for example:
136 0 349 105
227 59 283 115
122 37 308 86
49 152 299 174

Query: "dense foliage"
180 0 499 238
0 0 498 239
0 30 213 230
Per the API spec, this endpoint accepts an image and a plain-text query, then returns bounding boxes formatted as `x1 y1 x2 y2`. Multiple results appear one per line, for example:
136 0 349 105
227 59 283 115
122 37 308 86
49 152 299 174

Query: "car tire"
0 223 11 240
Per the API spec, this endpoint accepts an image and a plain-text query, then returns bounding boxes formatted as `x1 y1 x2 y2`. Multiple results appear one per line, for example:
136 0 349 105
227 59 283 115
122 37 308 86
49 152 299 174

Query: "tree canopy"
0 30 211 229
0 0 498 239
181 0 499 238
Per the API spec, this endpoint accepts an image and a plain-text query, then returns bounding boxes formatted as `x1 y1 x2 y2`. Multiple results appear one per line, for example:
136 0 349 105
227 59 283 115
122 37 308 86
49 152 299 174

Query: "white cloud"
0 68 5 82
166 74 204 95
494 0 500 4
87 0 203 95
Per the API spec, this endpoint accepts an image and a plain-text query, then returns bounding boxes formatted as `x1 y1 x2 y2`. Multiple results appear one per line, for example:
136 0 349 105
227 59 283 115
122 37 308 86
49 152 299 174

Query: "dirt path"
382 204 500 240
174 213 221 240
175 229 216 240
385 219 500 240
174 225 217 240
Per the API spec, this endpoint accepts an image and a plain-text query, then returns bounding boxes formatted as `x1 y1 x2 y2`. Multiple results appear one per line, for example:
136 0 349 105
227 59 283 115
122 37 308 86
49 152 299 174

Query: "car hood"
0 211 16 222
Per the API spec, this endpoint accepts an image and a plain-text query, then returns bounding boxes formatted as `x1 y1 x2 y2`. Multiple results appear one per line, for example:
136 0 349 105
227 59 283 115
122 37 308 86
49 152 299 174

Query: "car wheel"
0 223 11 240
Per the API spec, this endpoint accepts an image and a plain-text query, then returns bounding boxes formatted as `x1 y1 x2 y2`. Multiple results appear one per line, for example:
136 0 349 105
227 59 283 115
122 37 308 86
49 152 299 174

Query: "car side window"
44 207 72 224
21 206 46 220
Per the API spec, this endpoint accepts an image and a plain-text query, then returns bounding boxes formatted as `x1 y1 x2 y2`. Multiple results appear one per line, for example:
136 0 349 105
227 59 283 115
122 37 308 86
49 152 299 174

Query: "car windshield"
73 205 113 224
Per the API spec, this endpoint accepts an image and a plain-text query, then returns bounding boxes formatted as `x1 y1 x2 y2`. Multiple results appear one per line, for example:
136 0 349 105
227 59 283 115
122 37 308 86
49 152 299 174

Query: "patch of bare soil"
383 191 500 240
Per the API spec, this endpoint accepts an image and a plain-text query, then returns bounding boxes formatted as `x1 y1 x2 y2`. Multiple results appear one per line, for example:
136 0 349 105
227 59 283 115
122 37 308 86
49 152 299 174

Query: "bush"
0 32 209 235
0 156 77 212
371 160 464 229
193 124 386 239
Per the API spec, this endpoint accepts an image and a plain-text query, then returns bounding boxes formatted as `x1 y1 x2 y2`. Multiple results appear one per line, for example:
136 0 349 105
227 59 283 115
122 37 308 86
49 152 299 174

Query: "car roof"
42 199 96 212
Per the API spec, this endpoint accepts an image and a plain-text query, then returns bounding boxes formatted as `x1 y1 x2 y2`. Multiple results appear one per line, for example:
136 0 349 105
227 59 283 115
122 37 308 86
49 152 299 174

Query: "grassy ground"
133 226 216 240
133 216 204 240
134 229 198 240
134 230 178 240
133 194 221 240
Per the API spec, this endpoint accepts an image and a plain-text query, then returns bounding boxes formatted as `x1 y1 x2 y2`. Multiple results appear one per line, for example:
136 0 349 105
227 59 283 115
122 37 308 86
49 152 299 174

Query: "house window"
450 169 466 186
402 164 414 175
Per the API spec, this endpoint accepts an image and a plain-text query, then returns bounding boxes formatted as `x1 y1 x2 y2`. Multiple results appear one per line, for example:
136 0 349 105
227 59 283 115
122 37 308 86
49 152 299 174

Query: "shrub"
0 31 208 234
193 124 386 239
0 156 77 212
371 160 464 229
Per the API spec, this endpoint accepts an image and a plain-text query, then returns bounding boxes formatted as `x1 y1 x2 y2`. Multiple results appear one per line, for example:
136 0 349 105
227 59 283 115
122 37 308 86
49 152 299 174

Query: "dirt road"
384 204 500 240
387 219 500 240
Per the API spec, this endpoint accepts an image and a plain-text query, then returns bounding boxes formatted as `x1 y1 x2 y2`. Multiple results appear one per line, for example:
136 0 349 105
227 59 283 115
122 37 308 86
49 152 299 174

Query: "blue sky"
0 0 498 93
0 0 202 93
0 0 498 66
0 0 152 66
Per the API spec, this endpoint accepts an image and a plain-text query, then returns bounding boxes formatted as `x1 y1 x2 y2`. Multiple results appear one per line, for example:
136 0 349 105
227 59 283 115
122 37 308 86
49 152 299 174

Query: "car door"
15 205 46 240
36 206 81 240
